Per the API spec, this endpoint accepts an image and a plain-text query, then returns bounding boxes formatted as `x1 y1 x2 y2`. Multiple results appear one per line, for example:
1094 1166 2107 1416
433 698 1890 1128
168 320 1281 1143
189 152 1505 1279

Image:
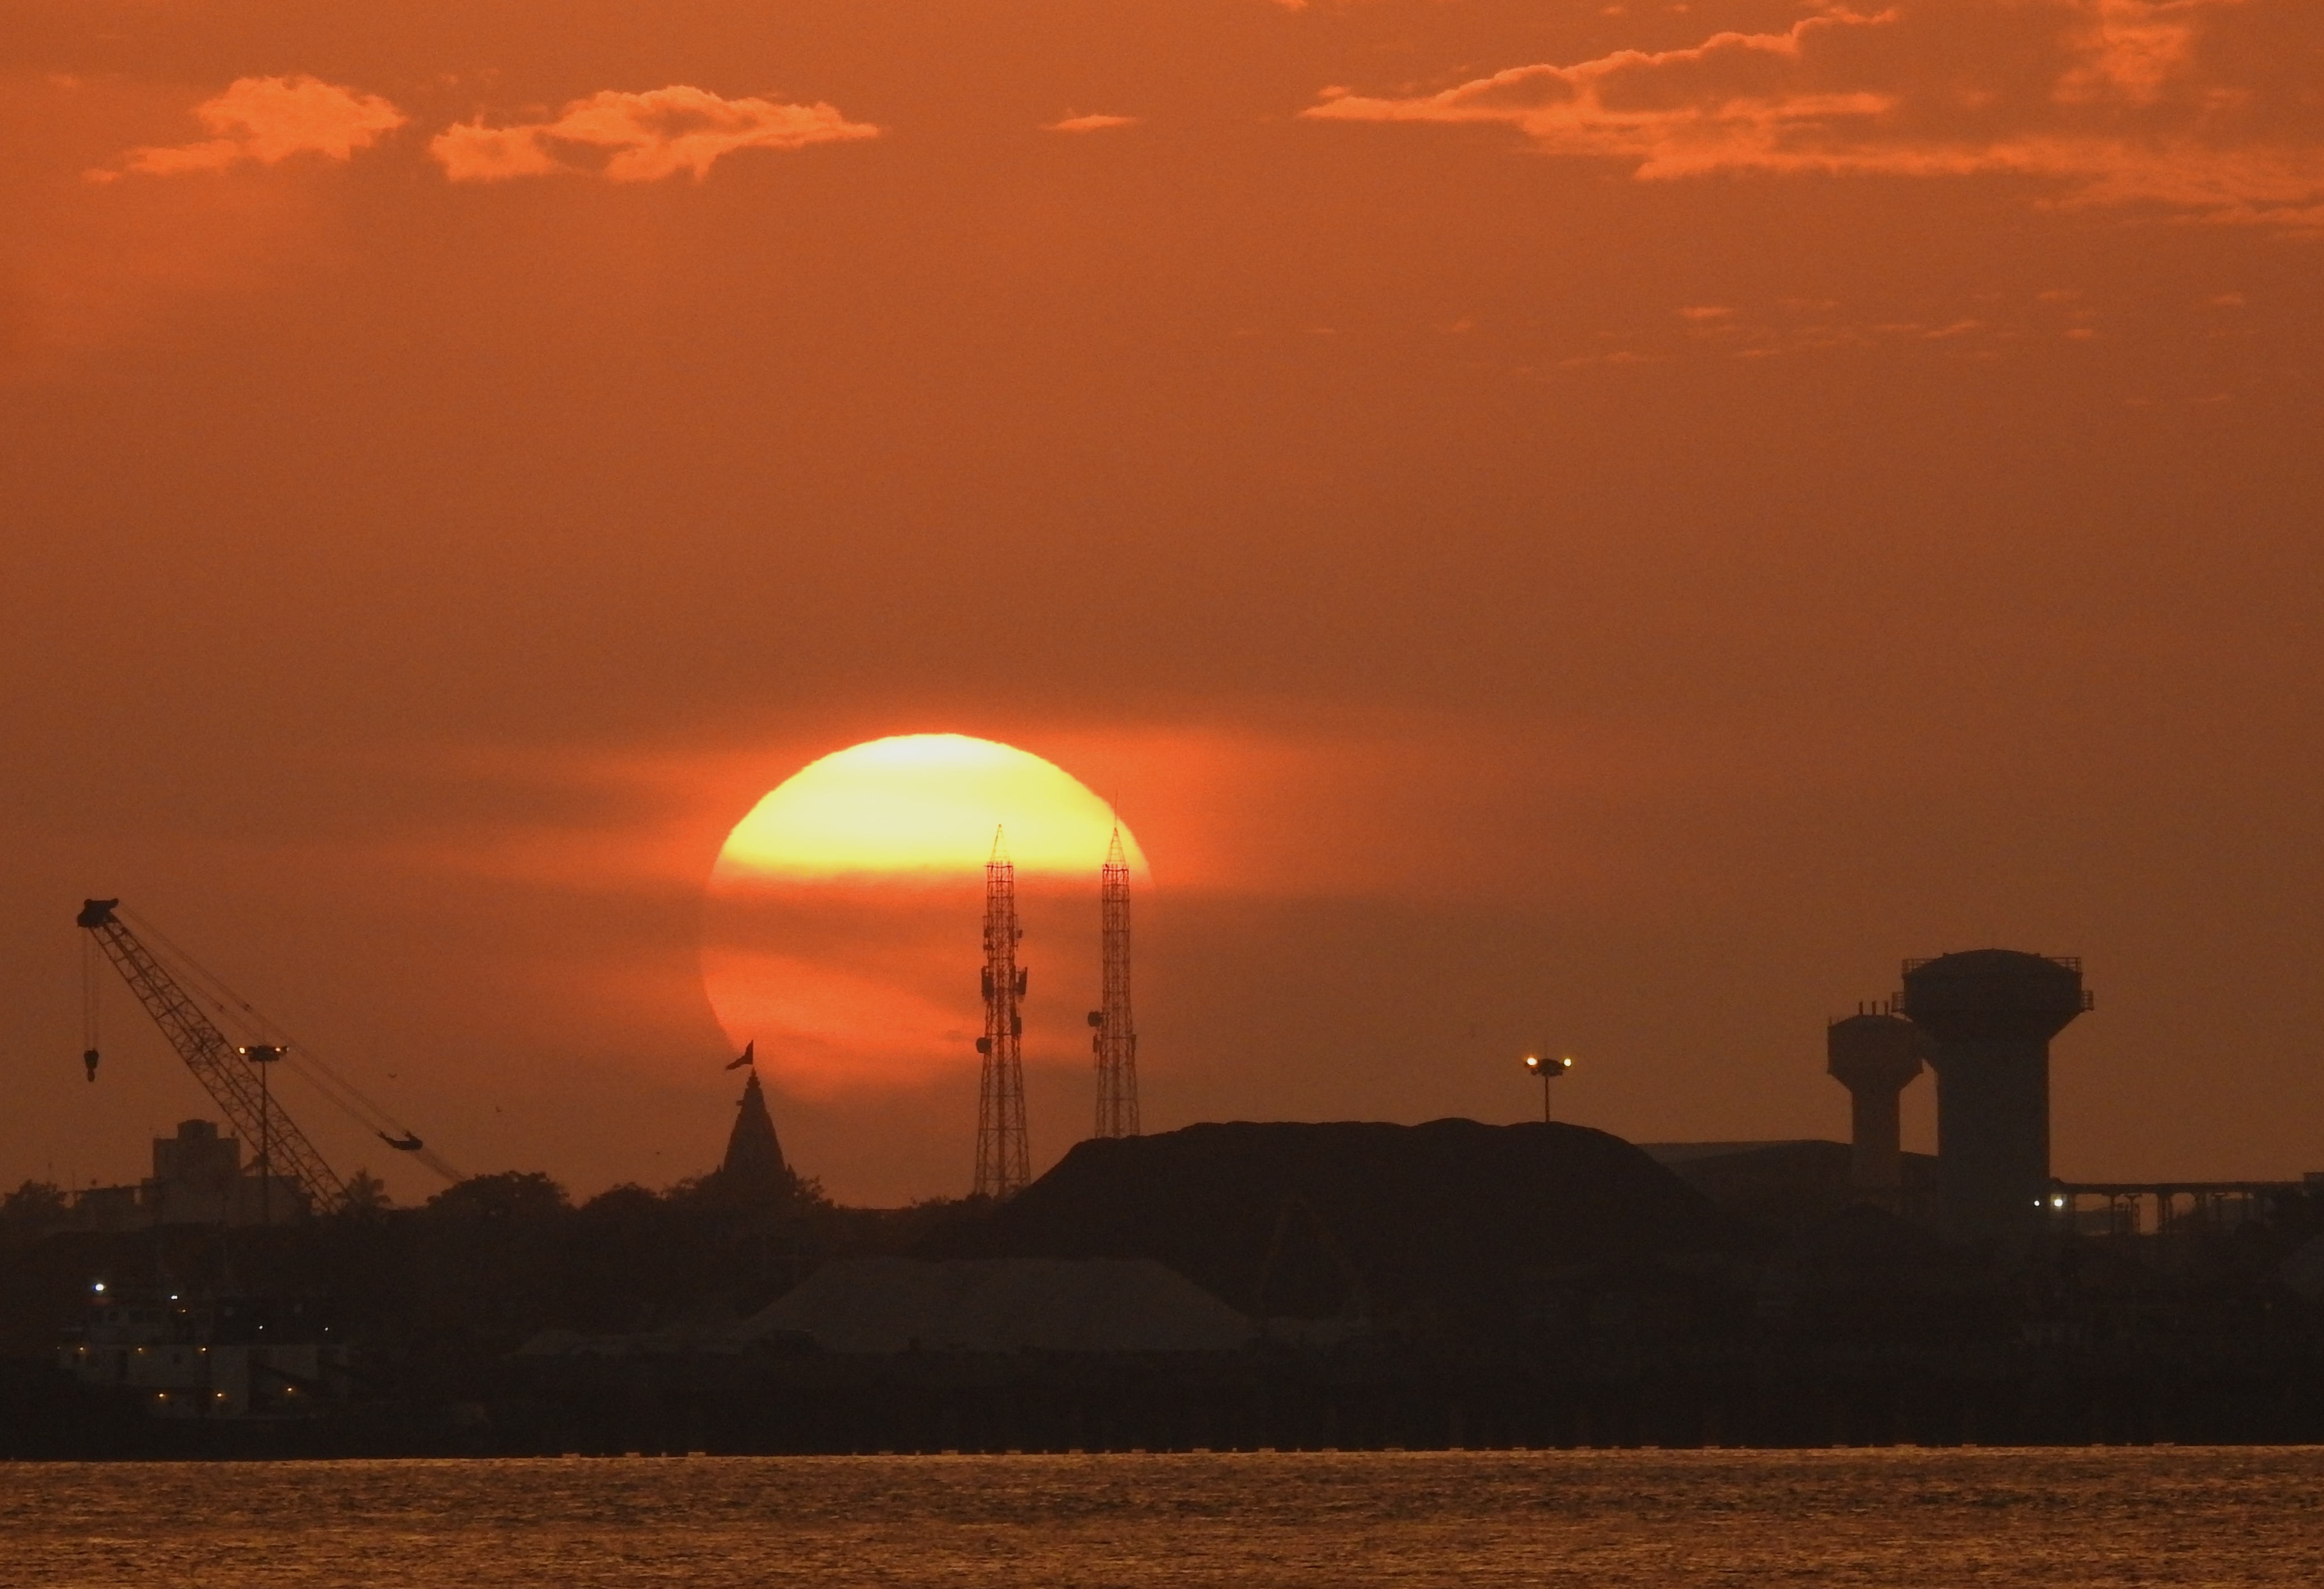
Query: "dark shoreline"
15 1124 2324 1461
13 1344 2324 1460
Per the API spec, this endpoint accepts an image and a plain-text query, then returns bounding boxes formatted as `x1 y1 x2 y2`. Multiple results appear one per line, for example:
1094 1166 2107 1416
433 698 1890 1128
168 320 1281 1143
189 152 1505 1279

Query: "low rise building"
63 1120 312 1232
58 1286 347 1419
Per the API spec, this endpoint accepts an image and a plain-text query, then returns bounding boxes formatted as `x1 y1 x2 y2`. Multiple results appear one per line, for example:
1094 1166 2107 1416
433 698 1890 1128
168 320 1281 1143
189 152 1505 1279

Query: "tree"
424 1171 569 1223
339 1168 394 1215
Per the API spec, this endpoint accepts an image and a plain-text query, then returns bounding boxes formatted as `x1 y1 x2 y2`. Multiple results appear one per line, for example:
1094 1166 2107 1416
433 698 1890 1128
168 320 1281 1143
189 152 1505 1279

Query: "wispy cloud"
431 85 878 183
94 75 406 181
1044 112 1141 134
1302 1 2324 230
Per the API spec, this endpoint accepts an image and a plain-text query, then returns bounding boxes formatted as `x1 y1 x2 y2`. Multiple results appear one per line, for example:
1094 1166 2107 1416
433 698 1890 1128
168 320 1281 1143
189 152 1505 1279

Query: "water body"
3 1447 2319 1587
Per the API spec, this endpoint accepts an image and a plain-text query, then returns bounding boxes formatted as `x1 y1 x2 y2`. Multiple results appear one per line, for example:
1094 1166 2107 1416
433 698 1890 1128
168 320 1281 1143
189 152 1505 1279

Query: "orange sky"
3 1 2321 1205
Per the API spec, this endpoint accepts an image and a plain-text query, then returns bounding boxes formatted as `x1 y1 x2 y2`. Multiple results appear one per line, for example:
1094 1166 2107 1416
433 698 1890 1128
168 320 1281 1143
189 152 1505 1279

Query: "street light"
1523 1052 1573 1123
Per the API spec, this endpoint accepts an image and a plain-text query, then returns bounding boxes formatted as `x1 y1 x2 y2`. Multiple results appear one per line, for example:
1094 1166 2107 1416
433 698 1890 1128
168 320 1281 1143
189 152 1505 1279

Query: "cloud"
2055 0 2213 105
431 85 878 183
1044 112 1141 134
1302 1 2324 229
97 75 407 181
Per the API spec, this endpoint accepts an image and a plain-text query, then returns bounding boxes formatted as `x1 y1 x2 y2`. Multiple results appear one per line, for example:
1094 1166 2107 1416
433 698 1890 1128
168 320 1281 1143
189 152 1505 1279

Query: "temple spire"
720 1069 792 1199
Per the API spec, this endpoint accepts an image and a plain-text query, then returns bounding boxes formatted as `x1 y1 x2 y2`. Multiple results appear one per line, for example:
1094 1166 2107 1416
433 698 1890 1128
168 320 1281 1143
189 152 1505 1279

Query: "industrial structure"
974 830 1031 1199
60 1285 349 1419
1757 949 2323 1253
1089 827 1140 1140
1898 949 2091 1243
1825 1007 1923 1211
2046 1179 2297 1240
75 898 456 1214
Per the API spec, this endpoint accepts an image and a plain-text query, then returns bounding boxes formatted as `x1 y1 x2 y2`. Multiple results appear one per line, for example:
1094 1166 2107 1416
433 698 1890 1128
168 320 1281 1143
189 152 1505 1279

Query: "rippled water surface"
3 1447 2320 1587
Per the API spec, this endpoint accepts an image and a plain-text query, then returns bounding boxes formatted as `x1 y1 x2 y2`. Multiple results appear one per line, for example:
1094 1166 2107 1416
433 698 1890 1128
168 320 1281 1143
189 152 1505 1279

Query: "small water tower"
1826 1009 1922 1207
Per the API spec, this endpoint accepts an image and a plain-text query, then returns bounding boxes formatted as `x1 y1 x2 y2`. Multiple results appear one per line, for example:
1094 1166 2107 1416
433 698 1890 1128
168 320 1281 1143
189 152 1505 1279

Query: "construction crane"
76 899 460 1212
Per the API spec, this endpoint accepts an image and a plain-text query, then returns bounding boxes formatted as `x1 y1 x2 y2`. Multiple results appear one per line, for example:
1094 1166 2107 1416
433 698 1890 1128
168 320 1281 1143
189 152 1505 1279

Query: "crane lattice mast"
76 899 349 1213
973 829 1031 1198
1090 827 1140 1139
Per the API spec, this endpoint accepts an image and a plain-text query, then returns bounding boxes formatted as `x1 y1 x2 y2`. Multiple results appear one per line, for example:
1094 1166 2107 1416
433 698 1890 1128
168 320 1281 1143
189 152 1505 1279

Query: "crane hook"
79 921 104 1083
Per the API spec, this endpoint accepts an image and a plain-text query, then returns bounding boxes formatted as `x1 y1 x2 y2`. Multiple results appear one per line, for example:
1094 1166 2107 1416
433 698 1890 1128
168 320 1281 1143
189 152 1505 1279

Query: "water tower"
1826 1009 1922 1207
1899 949 2090 1244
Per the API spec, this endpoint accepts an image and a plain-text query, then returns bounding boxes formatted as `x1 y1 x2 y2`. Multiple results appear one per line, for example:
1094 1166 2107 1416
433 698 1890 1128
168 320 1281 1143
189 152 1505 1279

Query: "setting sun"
702 735 1143 1097
712 734 1145 881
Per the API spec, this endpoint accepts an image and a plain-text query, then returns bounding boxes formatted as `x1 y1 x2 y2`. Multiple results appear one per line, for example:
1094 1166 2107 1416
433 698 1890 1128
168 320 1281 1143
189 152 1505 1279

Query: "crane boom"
76 899 349 1213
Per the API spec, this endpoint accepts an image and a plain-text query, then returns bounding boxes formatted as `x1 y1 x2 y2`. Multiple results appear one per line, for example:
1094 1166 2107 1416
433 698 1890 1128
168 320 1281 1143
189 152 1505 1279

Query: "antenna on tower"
1089 826 1140 1139
974 826 1031 1198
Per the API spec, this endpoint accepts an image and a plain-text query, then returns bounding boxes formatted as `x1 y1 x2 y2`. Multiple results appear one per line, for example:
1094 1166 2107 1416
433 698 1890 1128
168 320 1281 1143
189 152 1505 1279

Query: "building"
1641 1141 1940 1231
63 1120 312 1232
58 1285 348 1419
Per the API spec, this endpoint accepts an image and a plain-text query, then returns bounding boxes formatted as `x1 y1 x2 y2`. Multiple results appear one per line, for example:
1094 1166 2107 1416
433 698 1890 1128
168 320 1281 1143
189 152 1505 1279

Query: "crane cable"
79 934 101 1082
113 908 463 1187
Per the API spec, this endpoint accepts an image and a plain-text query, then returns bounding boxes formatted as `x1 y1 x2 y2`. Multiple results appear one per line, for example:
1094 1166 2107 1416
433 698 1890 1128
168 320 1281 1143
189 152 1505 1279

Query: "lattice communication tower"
1089 827 1140 1138
974 828 1030 1198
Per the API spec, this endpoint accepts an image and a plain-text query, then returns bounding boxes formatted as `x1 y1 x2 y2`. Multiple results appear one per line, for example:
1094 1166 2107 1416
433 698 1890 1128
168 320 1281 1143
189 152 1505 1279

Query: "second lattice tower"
1090 827 1140 1139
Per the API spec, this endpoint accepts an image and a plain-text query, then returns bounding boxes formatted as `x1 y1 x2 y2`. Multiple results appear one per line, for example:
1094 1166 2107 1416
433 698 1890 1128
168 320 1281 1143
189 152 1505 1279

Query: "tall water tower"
1898 949 2091 1244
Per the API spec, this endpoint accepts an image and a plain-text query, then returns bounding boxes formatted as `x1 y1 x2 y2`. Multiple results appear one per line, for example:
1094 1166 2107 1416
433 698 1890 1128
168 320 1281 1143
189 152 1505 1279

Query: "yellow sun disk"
713 733 1145 880
702 734 1148 1094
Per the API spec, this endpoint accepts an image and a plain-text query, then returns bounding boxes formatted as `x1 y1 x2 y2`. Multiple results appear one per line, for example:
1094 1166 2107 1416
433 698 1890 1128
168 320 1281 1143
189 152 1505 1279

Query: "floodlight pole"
240 1045 286 1226
1523 1053 1571 1124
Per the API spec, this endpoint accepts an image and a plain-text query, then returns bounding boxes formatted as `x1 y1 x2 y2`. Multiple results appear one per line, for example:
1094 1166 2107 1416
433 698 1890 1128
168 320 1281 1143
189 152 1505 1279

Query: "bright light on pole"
1522 1053 1573 1123
238 1044 287 1227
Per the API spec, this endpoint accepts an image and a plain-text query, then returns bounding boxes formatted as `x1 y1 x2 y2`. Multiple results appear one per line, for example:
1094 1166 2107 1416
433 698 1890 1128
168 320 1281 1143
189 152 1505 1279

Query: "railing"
1900 953 2083 974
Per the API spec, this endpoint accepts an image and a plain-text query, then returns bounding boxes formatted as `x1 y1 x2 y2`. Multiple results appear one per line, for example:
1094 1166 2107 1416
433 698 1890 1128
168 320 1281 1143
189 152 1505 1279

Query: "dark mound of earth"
929 1119 1759 1321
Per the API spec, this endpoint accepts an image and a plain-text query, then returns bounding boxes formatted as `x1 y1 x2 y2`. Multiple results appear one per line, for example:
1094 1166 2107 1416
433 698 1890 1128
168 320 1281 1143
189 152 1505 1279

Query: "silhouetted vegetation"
0 1170 983 1366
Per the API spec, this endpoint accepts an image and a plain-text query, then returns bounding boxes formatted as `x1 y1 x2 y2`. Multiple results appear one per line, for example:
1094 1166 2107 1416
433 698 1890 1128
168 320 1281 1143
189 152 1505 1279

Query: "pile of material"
934 1119 1755 1319
736 1256 1255 1354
